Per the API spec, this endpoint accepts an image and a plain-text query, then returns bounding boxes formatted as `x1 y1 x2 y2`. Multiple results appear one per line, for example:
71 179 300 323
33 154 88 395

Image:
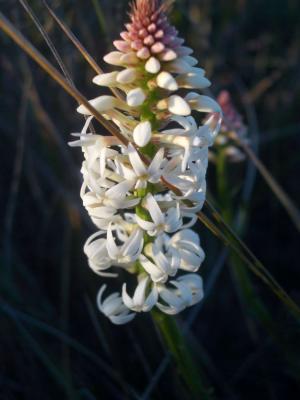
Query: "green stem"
152 309 214 399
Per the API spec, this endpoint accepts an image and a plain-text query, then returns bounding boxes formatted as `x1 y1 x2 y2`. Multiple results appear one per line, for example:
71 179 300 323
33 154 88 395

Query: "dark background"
0 0 300 399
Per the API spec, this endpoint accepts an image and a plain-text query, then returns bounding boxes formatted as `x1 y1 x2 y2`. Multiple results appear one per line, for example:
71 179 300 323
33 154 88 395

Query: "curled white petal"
122 276 158 312
97 285 135 324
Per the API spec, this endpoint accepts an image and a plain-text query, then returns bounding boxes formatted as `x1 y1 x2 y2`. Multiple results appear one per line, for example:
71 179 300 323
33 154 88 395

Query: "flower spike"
70 0 222 324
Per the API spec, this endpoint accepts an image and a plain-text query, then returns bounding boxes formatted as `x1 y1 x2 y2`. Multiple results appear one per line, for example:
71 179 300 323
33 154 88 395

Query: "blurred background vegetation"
1 0 300 399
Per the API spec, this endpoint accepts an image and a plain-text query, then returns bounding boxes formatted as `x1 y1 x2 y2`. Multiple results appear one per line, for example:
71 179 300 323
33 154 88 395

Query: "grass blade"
42 1 124 100
42 0 102 75
0 11 127 146
19 0 74 87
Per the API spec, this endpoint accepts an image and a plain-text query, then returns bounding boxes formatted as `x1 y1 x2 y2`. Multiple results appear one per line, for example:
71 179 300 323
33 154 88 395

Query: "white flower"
156 273 203 315
136 194 182 236
106 224 144 265
139 237 180 283
169 230 205 272
177 274 204 306
113 144 164 190
126 144 164 189
122 276 158 312
159 116 212 171
97 285 135 324
84 231 115 276
80 188 138 230
156 280 192 315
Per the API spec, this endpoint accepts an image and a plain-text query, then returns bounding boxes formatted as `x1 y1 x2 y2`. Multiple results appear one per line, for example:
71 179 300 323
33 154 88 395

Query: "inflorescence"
70 0 222 324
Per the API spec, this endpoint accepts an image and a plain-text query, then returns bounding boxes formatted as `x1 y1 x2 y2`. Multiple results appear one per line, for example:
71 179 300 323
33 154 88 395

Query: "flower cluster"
210 90 248 163
70 0 221 324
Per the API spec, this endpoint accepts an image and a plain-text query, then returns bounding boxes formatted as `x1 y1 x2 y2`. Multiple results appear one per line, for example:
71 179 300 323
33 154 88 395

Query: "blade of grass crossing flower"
42 0 102 74
42 1 123 100
18 1 97 136
19 0 74 86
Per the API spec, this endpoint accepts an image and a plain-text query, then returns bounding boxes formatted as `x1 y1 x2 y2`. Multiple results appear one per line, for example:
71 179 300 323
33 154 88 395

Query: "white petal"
140 255 167 283
96 284 107 313
176 46 193 56
157 71 178 91
103 51 124 66
117 68 137 84
105 180 134 198
167 59 192 74
122 229 143 259
133 276 148 307
127 88 146 107
77 96 116 115
146 194 164 225
135 215 155 231
120 52 139 65
167 95 191 116
122 284 134 309
127 143 147 176
177 72 211 89
106 225 119 259
182 56 198 66
133 121 152 147
144 286 158 311
148 148 164 178
145 57 161 74
110 313 136 324
159 289 184 309
93 71 118 86
159 49 177 62
185 93 222 113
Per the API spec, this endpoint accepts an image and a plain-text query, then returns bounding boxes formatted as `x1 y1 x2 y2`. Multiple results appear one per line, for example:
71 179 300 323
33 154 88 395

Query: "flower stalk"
152 309 213 399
